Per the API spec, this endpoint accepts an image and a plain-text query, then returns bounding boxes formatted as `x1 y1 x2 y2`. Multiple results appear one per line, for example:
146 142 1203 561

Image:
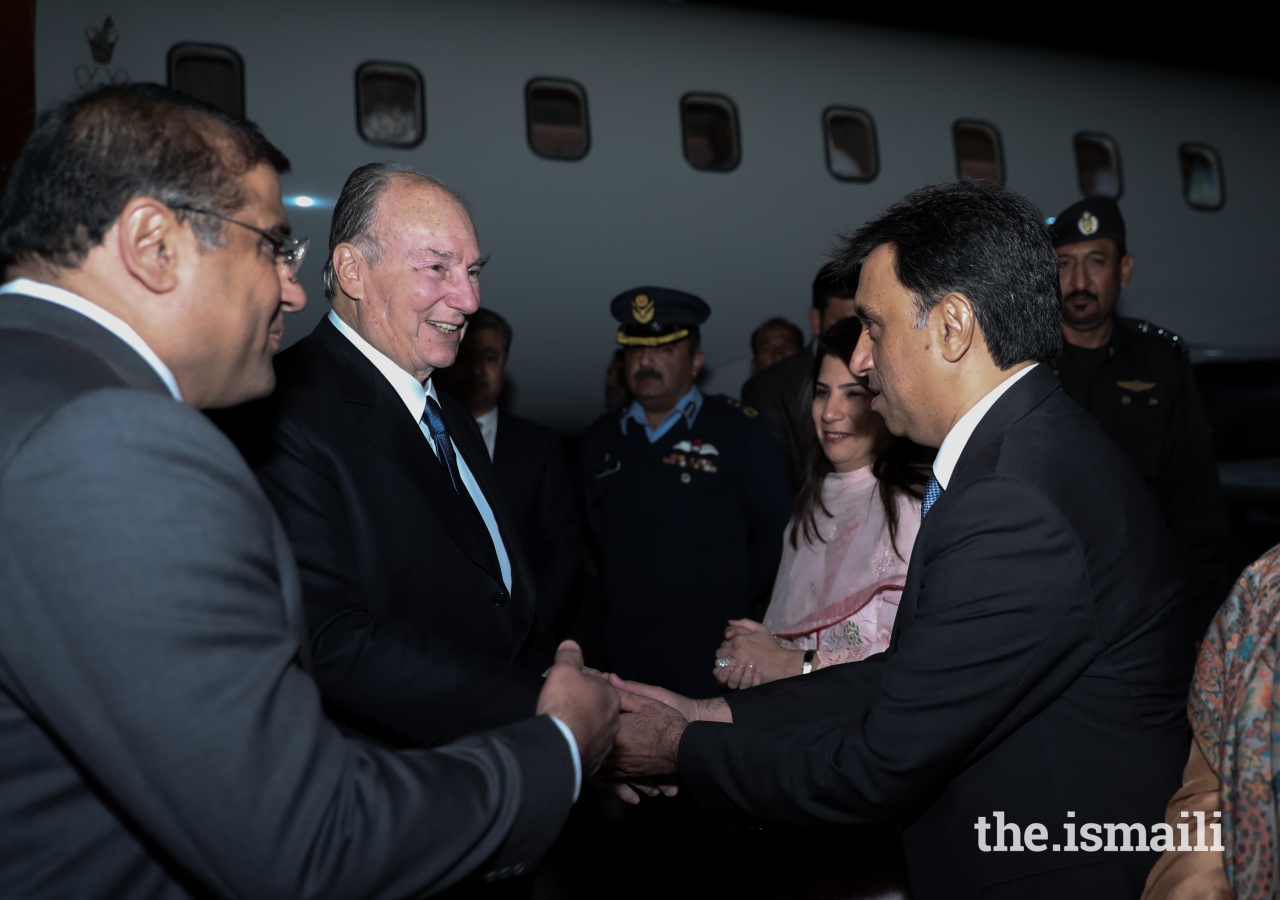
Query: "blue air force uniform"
581 288 793 698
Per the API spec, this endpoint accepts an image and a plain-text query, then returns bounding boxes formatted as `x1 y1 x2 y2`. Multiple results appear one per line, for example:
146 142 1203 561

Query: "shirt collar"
932 363 1038 490
2 277 184 401
622 384 703 442
328 309 436 420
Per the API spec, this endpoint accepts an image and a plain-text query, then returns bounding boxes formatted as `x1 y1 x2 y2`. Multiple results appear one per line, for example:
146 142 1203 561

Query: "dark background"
694 1 1274 84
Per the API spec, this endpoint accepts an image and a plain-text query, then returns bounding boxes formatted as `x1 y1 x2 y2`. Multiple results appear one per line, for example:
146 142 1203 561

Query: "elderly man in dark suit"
222 163 563 750
0 83 617 899
605 182 1194 900
439 308 580 626
741 263 860 488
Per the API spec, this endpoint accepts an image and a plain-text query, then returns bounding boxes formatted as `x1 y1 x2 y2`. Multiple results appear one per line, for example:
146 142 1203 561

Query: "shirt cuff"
548 715 582 802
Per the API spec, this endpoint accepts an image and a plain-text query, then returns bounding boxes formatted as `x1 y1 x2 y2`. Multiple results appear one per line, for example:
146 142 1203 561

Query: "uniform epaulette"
713 394 761 418
1119 318 1189 354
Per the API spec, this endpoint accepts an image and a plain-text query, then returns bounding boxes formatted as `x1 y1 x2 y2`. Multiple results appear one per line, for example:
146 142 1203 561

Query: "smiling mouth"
429 320 463 335
823 431 852 442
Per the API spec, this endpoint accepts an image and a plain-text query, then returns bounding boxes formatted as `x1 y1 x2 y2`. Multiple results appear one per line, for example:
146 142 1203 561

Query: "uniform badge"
662 438 719 473
631 293 655 324
1077 211 1099 237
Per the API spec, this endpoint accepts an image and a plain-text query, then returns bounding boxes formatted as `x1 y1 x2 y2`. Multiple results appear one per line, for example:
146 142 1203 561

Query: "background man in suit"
741 263 861 488
439 307 581 626
748 316 804 374
0 83 617 899
604 182 1193 899
222 162 560 750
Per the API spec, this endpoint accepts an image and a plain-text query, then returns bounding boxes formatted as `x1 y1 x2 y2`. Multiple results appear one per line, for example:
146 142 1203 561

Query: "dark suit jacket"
0 294 573 898
741 345 814 490
490 411 580 624
680 366 1193 899
220 316 548 749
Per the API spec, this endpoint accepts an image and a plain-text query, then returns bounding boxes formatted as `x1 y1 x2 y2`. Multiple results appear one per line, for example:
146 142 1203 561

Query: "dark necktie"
922 474 943 518
422 396 462 494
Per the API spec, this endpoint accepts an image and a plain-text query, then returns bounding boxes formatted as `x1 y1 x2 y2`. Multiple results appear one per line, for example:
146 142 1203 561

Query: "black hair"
811 260 858 311
0 82 289 271
791 316 928 555
750 317 804 356
467 307 513 358
836 181 1062 369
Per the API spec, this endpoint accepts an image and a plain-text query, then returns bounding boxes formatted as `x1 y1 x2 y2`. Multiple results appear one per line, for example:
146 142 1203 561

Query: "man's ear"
1119 254 1134 289
933 292 977 364
117 197 186 294
333 244 367 300
808 306 822 337
692 349 706 379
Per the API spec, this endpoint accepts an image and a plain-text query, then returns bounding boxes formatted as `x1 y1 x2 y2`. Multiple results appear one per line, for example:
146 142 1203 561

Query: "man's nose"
849 330 874 377
450 276 481 315
280 272 307 313
1062 261 1087 294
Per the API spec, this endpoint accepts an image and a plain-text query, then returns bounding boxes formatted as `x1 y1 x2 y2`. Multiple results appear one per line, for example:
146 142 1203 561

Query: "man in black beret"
580 287 794 699
1050 197 1233 636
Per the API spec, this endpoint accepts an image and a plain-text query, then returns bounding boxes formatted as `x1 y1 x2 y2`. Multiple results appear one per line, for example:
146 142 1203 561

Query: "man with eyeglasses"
0 83 617 899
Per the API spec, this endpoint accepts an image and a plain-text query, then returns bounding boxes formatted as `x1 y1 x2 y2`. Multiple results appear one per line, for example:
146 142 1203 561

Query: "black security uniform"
581 288 793 698
1051 200 1233 636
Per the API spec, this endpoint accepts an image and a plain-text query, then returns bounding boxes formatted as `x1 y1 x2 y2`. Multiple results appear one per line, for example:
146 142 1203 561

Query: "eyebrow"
411 247 490 270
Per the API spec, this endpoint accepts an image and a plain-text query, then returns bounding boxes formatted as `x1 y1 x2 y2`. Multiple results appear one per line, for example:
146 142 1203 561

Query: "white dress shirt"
328 310 512 591
327 311 583 797
931 364 1038 490
475 406 499 461
1 278 183 401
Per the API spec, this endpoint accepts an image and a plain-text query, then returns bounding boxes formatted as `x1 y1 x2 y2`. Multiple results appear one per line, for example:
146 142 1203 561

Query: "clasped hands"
536 640 733 805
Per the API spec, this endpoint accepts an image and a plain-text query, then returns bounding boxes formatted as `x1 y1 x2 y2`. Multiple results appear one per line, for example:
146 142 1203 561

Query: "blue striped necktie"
421 396 462 494
921 474 943 518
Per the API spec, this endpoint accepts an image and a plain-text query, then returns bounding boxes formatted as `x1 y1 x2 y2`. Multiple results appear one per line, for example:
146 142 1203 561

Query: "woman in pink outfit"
714 316 927 689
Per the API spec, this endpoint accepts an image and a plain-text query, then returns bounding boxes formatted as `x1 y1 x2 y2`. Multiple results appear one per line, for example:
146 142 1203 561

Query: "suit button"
493 590 509 607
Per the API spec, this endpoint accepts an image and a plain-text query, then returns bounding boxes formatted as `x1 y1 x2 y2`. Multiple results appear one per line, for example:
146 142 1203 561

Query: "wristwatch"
801 649 815 675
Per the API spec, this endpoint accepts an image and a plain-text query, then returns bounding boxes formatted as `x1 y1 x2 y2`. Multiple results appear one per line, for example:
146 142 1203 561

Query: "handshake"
534 641 733 796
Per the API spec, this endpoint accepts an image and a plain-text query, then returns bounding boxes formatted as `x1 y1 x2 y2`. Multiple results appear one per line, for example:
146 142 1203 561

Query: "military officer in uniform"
1051 197 1233 636
581 287 793 698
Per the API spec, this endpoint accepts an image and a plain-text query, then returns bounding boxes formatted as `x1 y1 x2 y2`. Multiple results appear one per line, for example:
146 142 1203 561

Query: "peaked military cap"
611 286 711 347
1049 197 1126 249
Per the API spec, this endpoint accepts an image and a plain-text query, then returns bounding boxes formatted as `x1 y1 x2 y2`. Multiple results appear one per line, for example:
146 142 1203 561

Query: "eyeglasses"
168 204 309 280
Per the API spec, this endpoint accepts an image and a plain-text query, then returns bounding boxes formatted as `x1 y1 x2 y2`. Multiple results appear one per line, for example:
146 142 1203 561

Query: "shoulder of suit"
1117 317 1190 356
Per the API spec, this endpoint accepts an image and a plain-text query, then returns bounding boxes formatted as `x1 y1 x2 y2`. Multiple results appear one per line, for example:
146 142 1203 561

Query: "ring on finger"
716 656 732 668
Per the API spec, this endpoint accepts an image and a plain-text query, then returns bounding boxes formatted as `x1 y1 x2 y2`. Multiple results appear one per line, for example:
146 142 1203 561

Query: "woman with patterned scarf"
1143 544 1280 899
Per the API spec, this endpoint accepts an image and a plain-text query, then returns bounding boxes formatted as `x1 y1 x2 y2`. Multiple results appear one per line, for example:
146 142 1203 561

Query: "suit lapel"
437 399 538 621
950 364 1062 485
311 318 505 581
889 365 1063 652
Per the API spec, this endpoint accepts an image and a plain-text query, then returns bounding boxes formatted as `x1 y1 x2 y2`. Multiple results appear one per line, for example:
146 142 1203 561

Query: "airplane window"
526 79 589 161
823 107 877 181
681 94 740 172
1179 144 1225 210
356 62 424 148
953 121 1003 183
168 44 243 117
1074 133 1122 198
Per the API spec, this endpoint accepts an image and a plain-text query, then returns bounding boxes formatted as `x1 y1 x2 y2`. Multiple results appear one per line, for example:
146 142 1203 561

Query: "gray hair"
322 162 463 299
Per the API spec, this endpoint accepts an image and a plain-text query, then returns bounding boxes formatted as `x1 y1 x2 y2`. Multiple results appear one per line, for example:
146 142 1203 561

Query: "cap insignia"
631 293 655 324
1077 211 1099 237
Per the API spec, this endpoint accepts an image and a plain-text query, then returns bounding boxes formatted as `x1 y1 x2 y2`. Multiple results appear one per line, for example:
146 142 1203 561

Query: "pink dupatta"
763 465 919 640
